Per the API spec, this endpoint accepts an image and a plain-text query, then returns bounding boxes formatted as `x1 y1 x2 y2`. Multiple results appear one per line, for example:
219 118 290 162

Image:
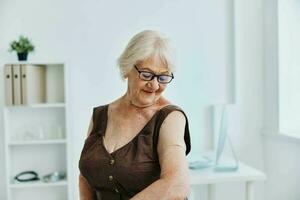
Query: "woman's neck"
121 94 157 113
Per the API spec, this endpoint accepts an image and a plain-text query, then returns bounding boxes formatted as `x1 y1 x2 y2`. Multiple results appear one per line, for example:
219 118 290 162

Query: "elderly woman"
79 30 191 200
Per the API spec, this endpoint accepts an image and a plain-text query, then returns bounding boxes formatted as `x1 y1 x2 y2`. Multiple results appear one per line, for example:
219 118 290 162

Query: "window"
278 0 300 135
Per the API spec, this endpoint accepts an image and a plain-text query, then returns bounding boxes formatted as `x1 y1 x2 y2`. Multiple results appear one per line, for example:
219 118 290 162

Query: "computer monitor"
189 105 239 171
213 105 239 172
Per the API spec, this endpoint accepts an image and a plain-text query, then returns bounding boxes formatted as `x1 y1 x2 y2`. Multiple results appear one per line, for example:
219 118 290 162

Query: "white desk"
189 162 266 200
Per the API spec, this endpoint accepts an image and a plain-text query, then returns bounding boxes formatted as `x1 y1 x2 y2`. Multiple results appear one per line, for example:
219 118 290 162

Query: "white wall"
263 0 300 200
264 0 279 133
233 0 265 168
216 0 266 199
0 0 266 199
263 134 300 200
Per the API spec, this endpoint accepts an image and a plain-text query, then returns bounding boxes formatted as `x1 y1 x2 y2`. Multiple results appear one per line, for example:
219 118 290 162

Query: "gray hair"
117 30 175 79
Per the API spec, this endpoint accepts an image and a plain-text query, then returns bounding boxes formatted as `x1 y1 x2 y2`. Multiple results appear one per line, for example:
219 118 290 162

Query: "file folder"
20 65 46 104
4 65 13 105
12 65 21 105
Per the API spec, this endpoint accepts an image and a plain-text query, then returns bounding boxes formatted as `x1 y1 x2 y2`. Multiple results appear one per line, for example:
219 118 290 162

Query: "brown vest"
79 104 191 200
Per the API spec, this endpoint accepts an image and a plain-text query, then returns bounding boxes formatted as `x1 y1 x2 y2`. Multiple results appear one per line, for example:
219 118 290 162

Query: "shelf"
8 139 67 146
5 62 64 66
3 63 69 200
4 103 65 108
9 179 68 188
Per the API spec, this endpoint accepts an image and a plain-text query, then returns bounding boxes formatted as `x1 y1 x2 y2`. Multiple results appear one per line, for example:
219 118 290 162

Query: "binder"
12 65 22 105
20 65 46 104
4 65 13 105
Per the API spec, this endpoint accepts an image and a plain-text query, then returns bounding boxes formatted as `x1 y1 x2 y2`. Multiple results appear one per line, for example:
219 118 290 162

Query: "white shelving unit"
3 63 71 200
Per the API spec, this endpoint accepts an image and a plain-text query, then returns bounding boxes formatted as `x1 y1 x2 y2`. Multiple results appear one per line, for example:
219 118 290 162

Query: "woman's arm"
79 173 96 200
79 117 96 200
130 111 190 200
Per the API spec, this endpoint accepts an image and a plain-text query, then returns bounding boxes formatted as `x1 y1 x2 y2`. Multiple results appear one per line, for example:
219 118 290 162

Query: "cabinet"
3 63 71 200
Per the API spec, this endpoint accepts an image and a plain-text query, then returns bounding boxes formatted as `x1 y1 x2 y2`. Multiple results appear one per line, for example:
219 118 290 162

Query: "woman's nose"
147 77 160 90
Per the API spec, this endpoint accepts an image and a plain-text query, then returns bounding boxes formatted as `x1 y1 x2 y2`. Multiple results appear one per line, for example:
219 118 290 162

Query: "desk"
189 162 266 200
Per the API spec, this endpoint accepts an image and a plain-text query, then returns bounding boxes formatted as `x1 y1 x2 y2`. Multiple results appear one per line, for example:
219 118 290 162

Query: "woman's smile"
142 89 155 94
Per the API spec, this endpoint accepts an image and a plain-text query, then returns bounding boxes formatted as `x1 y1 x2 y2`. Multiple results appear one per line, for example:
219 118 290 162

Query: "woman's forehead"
138 57 170 72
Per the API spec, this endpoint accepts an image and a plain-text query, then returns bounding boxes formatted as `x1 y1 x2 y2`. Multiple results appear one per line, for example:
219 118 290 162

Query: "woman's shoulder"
160 104 185 113
91 104 109 121
157 97 184 111
155 103 191 155
93 104 108 111
92 98 123 118
157 104 188 127
94 97 124 110
91 105 107 118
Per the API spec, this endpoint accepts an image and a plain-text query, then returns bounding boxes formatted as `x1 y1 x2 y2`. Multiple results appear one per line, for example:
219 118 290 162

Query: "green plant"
9 35 34 54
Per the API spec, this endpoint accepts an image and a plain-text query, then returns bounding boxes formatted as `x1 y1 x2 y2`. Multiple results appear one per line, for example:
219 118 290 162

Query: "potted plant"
9 36 35 61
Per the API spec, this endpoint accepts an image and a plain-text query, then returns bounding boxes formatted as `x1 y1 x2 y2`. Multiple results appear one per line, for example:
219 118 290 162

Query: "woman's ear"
123 73 129 79
123 67 134 79
121 68 129 80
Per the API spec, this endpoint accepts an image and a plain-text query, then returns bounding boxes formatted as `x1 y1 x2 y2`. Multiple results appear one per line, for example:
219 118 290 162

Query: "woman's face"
126 58 171 108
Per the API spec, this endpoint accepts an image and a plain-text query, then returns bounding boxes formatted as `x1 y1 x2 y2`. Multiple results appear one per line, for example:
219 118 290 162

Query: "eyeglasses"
134 65 174 84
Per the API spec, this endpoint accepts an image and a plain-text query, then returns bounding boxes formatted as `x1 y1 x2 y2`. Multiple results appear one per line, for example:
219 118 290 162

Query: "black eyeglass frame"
134 65 174 84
